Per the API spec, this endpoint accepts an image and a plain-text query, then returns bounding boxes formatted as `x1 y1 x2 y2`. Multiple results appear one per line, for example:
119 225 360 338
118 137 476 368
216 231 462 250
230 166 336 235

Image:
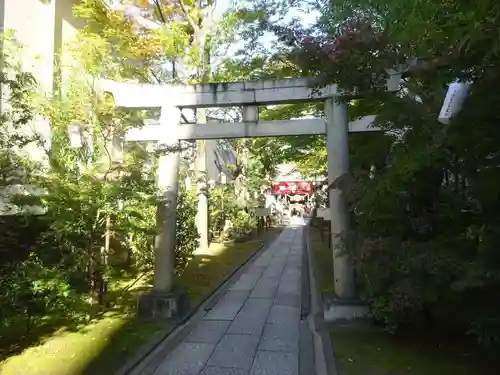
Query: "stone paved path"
151 225 307 375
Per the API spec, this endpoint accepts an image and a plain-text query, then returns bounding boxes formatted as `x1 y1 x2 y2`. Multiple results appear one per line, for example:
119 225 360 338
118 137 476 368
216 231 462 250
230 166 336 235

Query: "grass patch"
0 313 163 375
0 228 281 375
330 327 499 375
308 226 499 375
0 275 163 375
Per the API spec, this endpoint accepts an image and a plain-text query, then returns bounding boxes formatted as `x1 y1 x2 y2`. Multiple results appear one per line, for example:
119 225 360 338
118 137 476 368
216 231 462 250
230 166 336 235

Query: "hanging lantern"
438 81 470 125
110 134 124 163
67 124 82 148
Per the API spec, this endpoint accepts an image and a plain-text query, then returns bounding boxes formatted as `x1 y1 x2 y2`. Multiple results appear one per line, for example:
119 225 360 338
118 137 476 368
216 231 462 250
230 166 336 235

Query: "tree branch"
178 0 199 33
150 69 162 84
153 0 166 24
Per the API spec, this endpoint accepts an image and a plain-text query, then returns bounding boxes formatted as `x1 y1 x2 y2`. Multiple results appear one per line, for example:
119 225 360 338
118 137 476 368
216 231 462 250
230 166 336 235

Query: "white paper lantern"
67 124 82 148
438 82 470 125
110 134 124 163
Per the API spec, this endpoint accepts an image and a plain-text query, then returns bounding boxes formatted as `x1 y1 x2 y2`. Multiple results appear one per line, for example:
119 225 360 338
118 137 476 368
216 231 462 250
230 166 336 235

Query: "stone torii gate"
100 77 389 320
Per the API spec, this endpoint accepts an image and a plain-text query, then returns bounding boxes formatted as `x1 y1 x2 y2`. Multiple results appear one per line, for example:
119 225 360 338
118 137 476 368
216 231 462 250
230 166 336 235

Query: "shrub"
175 188 199 273
209 185 255 241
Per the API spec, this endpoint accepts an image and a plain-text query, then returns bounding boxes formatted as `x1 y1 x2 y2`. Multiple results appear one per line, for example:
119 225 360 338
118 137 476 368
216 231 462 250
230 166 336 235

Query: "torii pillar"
324 98 356 299
324 98 369 320
137 105 188 320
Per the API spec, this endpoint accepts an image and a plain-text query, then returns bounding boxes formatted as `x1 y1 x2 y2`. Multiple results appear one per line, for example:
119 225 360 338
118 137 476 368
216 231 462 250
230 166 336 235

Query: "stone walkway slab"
150 225 310 375
185 320 231 344
249 351 298 375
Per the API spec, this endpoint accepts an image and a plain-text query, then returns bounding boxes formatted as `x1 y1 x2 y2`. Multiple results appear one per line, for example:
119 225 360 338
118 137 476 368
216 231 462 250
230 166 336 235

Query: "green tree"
279 0 500 346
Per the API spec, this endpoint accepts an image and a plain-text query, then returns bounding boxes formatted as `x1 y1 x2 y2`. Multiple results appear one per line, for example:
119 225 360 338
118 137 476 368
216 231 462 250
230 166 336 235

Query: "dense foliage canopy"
280 0 500 347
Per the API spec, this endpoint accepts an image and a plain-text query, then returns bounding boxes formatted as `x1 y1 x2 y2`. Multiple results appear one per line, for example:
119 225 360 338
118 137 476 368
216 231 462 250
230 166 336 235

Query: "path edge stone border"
299 223 315 375
304 222 338 375
113 227 283 375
